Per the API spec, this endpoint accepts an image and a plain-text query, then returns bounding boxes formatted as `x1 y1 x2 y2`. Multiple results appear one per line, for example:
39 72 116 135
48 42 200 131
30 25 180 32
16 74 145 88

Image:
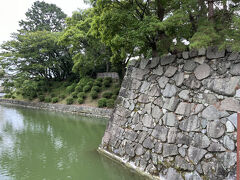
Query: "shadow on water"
0 105 146 180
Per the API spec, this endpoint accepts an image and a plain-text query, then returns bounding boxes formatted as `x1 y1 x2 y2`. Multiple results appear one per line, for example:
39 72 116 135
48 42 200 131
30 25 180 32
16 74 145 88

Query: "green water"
0 105 145 180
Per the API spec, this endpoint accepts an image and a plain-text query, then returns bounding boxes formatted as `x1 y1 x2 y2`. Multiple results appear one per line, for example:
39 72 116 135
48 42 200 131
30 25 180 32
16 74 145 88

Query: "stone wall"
0 99 113 119
99 47 240 180
97 72 119 80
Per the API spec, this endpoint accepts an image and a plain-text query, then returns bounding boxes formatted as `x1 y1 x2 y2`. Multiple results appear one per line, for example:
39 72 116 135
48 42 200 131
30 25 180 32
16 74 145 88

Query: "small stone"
140 81 151 93
228 52 239 61
218 152 237 169
198 48 206 56
185 171 202 180
137 131 148 143
140 59 150 69
138 94 150 103
161 55 176 65
158 76 169 89
176 133 192 145
131 67 150 80
163 97 179 111
168 127 178 143
202 105 220 120
207 142 226 152
175 156 194 171
192 133 210 148
142 114 154 128
178 90 190 101
176 102 192 116
205 153 213 159
203 94 218 105
162 84 177 98
152 105 163 119
220 98 240 112
174 72 184 86
179 115 200 132
179 147 186 157
164 66 178 77
227 113 237 129
125 143 135 157
182 51 189 59
154 142 163 153
143 137 154 149
152 125 168 142
207 121 225 138
153 65 164 76
135 144 145 156
165 168 183 180
194 56 205 64
125 129 138 141
150 57 160 68
148 84 160 97
230 63 240 75
184 61 197 72
235 89 240 98
163 112 177 127
194 104 204 114
189 49 198 58
226 121 235 132
188 146 207 165
194 63 211 80
223 135 235 151
206 46 225 59
162 144 178 157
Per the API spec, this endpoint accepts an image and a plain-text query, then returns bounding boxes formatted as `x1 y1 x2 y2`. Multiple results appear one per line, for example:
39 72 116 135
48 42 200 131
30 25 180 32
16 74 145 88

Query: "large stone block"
162 84 177 97
188 146 207 165
206 46 225 59
194 63 211 80
179 115 201 132
161 55 176 65
152 125 168 142
162 144 178 157
207 121 225 138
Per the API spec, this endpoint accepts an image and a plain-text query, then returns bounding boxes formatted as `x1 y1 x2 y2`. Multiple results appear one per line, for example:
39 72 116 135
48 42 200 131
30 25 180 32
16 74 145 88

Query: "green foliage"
50 93 56 98
106 99 115 108
44 97 51 103
98 98 107 108
90 90 98 99
66 97 74 105
83 85 91 92
71 92 78 98
59 94 66 99
19 1 66 32
112 87 120 95
66 84 76 94
112 95 117 100
78 92 87 99
87 81 94 88
93 80 102 87
91 86 101 92
102 79 112 88
102 91 113 99
19 80 38 99
39 95 45 102
75 85 83 92
4 94 11 98
52 97 59 103
77 97 84 104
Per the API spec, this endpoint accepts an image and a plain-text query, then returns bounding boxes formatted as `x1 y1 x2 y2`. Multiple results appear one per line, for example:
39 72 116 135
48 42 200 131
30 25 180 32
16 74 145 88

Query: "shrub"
39 95 45 102
52 97 59 103
96 77 103 82
98 98 107 108
78 77 93 87
66 97 74 105
66 85 75 94
75 85 83 92
77 97 84 104
93 80 102 87
104 77 112 83
102 91 113 99
4 94 11 98
50 93 56 98
112 95 117 100
113 87 120 95
102 80 111 88
78 92 86 99
91 86 101 92
11 96 16 99
90 91 98 99
59 94 66 99
106 99 115 108
71 92 78 98
63 81 70 87
44 97 51 103
83 85 91 92
87 81 93 88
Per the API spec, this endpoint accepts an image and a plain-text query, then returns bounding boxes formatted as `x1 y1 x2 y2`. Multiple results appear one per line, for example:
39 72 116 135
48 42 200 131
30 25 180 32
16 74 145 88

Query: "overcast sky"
0 0 89 44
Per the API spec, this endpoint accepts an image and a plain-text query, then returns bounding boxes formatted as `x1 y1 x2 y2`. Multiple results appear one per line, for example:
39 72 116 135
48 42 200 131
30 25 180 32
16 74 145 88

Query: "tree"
59 9 113 77
19 1 67 32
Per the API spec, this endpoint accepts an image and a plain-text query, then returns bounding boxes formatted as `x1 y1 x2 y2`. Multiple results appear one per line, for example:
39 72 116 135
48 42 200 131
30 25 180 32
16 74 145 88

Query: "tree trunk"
208 0 214 21
151 42 159 58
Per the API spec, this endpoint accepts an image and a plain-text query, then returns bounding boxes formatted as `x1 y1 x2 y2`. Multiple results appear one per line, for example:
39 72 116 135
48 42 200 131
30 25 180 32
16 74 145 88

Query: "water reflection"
0 105 145 180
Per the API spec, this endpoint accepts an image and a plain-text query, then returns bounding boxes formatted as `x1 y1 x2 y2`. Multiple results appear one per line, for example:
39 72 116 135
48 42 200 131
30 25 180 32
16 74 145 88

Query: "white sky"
0 0 89 44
